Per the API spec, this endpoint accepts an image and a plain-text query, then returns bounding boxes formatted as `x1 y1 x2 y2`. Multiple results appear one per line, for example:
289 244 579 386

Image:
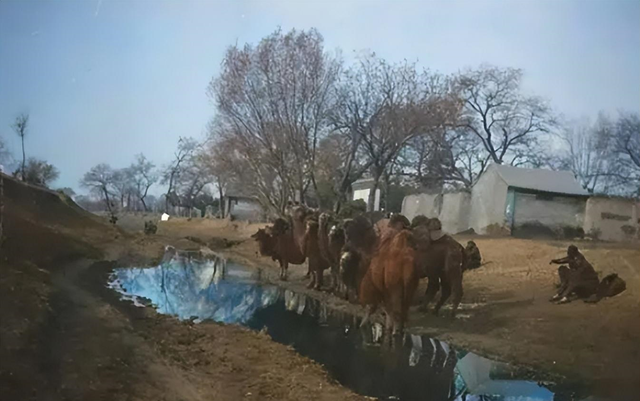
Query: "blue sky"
1 0 639 193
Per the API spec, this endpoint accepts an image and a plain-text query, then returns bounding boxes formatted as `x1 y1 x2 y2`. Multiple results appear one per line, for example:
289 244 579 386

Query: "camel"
251 218 305 280
359 226 419 337
411 215 465 317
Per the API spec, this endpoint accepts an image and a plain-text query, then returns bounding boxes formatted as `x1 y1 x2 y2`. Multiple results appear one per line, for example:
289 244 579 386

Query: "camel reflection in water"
109 250 565 401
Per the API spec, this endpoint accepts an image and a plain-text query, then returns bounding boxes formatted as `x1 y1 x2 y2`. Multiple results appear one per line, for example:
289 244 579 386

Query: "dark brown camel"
411 215 465 317
250 218 306 280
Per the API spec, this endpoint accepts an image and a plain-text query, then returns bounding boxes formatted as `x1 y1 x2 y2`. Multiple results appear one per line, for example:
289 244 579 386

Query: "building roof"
490 164 589 196
352 178 376 191
224 183 257 200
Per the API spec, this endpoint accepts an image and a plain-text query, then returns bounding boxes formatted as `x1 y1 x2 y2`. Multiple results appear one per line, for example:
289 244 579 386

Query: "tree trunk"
102 187 113 214
218 184 224 218
21 136 26 181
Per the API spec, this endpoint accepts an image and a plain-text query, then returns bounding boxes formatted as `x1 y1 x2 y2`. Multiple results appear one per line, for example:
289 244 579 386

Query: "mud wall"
469 167 509 234
439 192 471 234
401 193 441 223
583 197 639 241
513 192 585 229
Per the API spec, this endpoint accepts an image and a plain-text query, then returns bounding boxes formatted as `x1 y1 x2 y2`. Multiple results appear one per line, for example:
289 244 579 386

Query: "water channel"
107 250 590 401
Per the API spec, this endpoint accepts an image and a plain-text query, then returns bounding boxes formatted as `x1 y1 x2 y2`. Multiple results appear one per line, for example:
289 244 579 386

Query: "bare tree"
80 163 115 213
201 132 238 217
174 151 212 214
130 153 157 211
208 28 341 214
0 136 12 170
11 114 29 181
599 112 640 195
162 137 198 212
457 65 556 166
557 115 614 194
333 55 459 211
399 127 490 191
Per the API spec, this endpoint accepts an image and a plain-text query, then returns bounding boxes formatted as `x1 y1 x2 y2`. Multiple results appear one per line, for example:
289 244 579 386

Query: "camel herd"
250 204 629 338
251 205 479 336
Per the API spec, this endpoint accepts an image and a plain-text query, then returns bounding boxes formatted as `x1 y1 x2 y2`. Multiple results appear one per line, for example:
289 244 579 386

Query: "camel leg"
433 279 451 316
307 270 317 289
449 278 463 318
280 261 289 281
419 277 440 313
314 268 324 290
359 304 378 328
387 286 404 337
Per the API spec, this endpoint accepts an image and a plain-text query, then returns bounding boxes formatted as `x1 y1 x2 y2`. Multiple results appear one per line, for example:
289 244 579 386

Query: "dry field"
135 216 640 399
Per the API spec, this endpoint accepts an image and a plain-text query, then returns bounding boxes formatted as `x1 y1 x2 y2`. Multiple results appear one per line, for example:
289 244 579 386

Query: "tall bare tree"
208 28 341 215
201 132 239 217
11 114 29 181
80 163 115 213
333 55 459 211
599 112 640 196
557 115 615 194
162 137 197 212
457 65 555 166
130 153 157 211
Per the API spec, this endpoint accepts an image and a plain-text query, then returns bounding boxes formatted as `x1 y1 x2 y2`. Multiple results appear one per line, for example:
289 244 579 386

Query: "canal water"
108 251 587 401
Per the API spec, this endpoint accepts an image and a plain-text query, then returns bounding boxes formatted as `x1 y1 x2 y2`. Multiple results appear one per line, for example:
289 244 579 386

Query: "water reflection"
109 251 582 401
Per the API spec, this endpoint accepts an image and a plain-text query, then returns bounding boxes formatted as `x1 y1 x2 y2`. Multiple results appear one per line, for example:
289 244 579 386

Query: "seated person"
464 240 482 271
549 245 599 304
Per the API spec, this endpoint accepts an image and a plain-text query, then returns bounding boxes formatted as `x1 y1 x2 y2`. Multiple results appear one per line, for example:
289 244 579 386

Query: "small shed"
469 164 589 235
222 185 263 221
352 178 381 211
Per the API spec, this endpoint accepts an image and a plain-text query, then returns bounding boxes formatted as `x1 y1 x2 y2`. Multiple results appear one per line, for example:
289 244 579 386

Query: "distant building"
470 164 589 235
402 164 639 241
351 178 381 211
222 184 263 221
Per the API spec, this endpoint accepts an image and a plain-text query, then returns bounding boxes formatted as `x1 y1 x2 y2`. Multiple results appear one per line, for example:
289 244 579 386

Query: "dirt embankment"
148 216 640 400
0 174 363 401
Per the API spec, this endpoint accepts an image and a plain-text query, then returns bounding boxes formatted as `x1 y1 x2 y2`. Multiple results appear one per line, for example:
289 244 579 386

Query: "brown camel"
318 212 345 291
411 215 465 317
340 215 379 301
359 227 419 337
301 217 330 289
288 205 332 290
250 218 305 280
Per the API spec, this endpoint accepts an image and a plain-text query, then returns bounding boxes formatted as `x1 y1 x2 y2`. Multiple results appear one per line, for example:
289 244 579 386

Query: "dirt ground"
0 175 364 401
1 174 638 400
144 216 640 400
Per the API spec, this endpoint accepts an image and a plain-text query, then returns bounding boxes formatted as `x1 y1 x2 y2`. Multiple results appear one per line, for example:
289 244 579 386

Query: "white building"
351 178 381 211
469 164 589 235
403 164 594 237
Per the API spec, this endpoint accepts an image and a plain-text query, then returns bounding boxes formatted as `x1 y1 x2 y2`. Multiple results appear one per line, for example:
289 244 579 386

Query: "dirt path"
19 257 365 401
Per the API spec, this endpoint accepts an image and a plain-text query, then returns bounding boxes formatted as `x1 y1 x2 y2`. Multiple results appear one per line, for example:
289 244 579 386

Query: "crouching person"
549 245 599 304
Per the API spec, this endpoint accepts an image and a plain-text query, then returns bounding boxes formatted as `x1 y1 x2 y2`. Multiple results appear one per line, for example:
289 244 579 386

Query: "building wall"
512 191 586 229
225 198 263 221
469 167 509 234
583 197 639 241
440 192 471 234
401 193 441 222
353 188 381 211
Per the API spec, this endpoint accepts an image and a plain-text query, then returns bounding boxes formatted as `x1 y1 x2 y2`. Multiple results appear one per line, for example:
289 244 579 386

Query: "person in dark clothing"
549 245 599 304
464 240 482 271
